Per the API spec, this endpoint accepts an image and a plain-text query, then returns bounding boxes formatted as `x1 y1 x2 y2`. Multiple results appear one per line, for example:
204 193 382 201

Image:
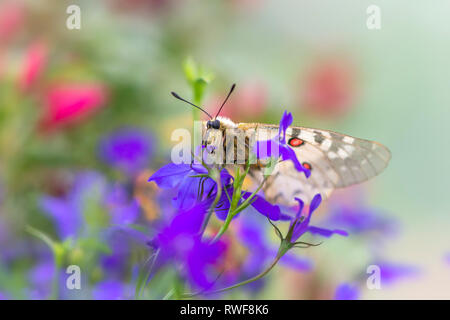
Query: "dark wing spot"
313 131 325 144
291 128 301 137
330 132 343 141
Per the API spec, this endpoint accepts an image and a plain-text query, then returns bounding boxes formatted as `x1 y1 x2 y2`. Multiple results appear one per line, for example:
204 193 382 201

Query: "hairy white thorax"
216 116 237 129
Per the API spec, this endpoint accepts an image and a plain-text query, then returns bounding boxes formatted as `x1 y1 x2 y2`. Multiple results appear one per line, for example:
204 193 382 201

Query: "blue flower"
152 203 227 290
289 194 348 242
149 163 232 211
326 203 397 237
254 110 310 178
92 280 128 300
40 171 106 239
40 171 140 240
150 162 291 221
238 212 313 274
214 186 291 221
98 127 154 176
207 211 313 294
445 252 450 266
334 283 360 300
28 259 54 299
104 184 140 225
371 261 420 286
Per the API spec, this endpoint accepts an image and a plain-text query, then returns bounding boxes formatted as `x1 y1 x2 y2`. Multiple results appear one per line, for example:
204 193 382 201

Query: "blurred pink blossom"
18 41 48 91
40 83 108 131
0 1 25 45
205 82 267 121
301 59 355 118
0 51 5 80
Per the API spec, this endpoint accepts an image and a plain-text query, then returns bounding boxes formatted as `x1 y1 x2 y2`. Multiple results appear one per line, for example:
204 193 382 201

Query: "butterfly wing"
247 125 391 206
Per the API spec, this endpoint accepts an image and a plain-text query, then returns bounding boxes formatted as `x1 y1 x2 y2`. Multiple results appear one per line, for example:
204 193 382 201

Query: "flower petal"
334 283 360 300
242 192 282 221
309 193 322 214
280 146 311 177
148 163 191 188
278 110 293 140
294 197 305 219
279 252 314 272
307 226 348 238
253 139 280 159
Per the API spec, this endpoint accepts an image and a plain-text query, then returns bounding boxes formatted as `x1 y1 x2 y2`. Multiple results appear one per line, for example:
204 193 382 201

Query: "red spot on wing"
288 137 304 147
302 162 312 170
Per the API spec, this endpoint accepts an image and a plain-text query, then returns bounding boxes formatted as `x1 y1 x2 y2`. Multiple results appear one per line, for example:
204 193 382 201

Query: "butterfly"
171 84 391 206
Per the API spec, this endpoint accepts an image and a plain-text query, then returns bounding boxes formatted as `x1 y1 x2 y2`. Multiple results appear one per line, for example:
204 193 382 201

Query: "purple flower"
40 171 106 239
100 228 139 278
372 262 420 286
334 283 360 300
326 204 397 237
214 187 291 221
239 212 313 272
289 194 348 242
208 211 313 294
104 184 140 225
150 163 289 221
254 110 310 178
40 171 140 240
149 163 232 211
92 280 127 300
445 252 450 266
99 127 154 176
28 259 54 299
152 203 226 290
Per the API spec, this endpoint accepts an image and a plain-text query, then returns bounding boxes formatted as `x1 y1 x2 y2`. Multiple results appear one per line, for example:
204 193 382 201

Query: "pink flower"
40 83 108 131
301 59 355 117
18 41 48 91
0 1 25 45
205 82 266 121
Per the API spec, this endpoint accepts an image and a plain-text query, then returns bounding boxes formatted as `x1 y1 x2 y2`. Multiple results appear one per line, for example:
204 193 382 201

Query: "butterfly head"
202 117 237 155
206 119 221 130
206 116 237 130
171 84 236 157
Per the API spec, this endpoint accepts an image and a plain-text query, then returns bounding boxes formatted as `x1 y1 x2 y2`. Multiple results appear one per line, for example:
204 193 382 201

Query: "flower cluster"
144 111 348 296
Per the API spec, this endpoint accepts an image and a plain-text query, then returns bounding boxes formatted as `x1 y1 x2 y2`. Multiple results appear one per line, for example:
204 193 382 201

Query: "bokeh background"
0 0 449 299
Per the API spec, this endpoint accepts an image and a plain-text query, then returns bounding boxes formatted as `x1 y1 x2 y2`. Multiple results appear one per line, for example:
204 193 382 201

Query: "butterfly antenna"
214 83 236 119
171 92 213 119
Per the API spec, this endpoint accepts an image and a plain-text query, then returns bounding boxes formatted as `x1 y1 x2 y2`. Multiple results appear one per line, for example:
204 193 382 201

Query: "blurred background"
0 0 449 299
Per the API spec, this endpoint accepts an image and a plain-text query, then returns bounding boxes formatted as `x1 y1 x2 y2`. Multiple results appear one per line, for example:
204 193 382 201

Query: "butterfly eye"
288 137 305 147
211 120 220 129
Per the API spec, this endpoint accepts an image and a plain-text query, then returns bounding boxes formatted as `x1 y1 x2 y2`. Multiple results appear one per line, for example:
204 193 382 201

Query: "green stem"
26 226 64 300
211 206 234 243
163 289 174 300
212 255 281 294
212 175 267 243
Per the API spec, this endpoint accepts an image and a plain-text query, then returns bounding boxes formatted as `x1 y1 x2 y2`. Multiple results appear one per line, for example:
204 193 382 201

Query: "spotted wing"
248 125 391 206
